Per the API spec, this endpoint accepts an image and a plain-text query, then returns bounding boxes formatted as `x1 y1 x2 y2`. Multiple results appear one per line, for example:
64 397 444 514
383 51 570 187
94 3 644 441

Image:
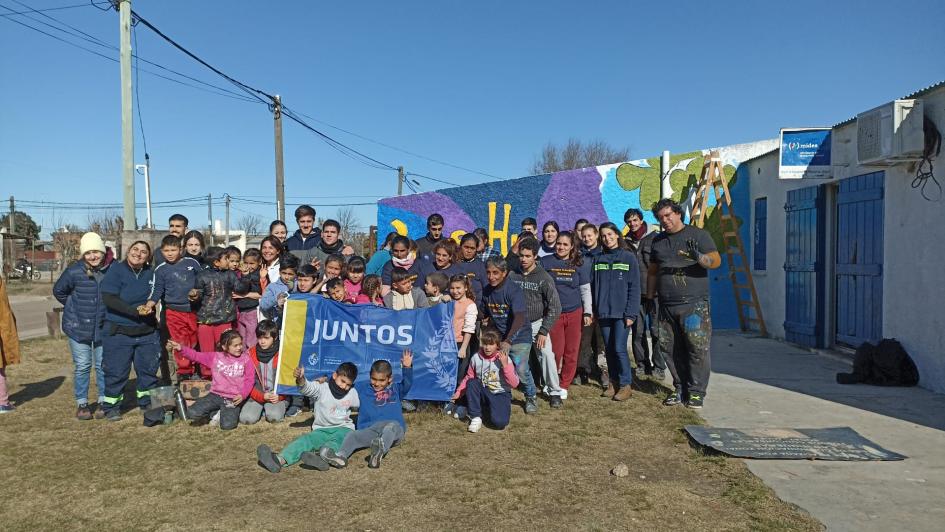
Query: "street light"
135 157 152 229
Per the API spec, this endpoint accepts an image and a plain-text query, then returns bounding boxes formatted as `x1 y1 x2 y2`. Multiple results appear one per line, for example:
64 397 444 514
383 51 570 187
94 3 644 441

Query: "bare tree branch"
531 138 630 174
236 214 262 236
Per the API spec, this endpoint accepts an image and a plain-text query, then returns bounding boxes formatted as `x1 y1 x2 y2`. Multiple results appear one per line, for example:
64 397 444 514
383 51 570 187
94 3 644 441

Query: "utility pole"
273 95 285 221
8 196 14 234
397 166 404 196
118 0 136 229
224 194 231 244
207 193 213 243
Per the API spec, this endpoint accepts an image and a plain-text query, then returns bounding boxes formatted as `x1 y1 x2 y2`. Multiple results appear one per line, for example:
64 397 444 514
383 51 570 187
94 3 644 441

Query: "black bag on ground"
836 339 920 386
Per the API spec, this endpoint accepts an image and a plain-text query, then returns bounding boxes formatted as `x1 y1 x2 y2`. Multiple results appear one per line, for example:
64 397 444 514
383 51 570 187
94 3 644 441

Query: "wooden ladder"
690 150 768 336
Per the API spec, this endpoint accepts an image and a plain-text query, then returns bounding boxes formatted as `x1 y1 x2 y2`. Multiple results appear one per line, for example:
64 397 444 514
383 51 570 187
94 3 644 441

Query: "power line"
286 107 501 180
9 0 109 46
0 12 262 102
0 3 263 103
130 8 274 105
0 2 97 17
405 171 461 187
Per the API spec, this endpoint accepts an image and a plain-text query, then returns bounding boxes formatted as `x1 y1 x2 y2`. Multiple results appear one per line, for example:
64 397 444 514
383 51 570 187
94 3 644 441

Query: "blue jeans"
598 318 633 388
508 342 536 398
68 338 105 406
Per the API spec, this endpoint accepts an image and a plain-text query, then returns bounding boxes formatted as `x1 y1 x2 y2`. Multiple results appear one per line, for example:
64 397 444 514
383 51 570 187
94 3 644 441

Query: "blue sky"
1 0 943 238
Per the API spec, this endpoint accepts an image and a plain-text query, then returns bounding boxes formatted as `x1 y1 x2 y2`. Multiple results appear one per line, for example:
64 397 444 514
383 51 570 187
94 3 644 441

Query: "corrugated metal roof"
833 79 945 128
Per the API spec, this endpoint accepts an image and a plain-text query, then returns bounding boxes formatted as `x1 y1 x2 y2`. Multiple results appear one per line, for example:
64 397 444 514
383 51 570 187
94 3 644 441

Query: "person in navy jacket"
53 232 110 420
591 222 640 402
99 240 164 426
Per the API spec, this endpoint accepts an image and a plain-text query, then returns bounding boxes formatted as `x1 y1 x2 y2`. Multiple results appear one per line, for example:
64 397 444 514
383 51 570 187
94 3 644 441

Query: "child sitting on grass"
452 328 519 433
167 329 254 430
320 349 413 470
256 362 360 473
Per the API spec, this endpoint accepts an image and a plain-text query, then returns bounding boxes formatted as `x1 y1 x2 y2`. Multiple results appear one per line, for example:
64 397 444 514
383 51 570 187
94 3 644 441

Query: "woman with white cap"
53 232 111 420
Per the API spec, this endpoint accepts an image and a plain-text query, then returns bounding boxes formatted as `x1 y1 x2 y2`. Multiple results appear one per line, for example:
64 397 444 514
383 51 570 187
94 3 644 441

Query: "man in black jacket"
414 214 445 262
625 208 665 381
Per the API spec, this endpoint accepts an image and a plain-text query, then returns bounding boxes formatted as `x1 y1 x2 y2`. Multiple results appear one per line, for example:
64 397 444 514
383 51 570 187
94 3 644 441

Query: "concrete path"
698 331 945 532
9 295 59 340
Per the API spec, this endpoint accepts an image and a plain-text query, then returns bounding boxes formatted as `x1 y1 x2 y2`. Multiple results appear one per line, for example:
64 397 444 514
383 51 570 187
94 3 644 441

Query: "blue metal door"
784 185 825 347
835 172 884 347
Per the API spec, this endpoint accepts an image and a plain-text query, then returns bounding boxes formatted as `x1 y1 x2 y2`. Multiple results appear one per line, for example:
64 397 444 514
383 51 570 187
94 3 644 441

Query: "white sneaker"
468 417 482 433
560 389 568 400
209 411 220 426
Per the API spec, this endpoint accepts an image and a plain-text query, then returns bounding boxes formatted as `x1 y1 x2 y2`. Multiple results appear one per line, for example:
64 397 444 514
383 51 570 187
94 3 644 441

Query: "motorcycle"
9 260 41 281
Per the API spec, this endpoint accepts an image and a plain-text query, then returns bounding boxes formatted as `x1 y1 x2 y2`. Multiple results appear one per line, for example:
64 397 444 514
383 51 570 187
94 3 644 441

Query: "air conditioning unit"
856 99 924 166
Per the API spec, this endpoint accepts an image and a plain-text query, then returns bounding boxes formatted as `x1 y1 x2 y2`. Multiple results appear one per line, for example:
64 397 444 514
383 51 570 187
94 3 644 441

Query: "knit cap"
80 232 106 255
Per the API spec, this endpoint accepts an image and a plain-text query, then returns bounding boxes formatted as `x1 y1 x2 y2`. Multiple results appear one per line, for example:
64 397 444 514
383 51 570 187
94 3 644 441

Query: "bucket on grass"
149 385 178 410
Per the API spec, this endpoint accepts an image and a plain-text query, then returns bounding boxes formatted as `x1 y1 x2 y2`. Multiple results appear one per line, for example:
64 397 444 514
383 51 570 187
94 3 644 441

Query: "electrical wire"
9 0 109 46
0 13 262 102
0 3 263 103
0 2 97 17
405 171 461 187
130 8 274 105
7 2 503 191
285 107 501 180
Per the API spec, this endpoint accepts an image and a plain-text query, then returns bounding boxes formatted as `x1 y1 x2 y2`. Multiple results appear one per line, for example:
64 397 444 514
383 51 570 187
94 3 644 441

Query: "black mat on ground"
684 426 906 461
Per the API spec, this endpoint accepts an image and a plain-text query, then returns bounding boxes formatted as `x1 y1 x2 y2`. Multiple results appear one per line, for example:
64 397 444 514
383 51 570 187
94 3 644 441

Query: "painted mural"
377 139 778 328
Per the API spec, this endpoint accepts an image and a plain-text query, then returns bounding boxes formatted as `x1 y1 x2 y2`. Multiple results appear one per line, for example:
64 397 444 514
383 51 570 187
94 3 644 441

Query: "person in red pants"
541 231 593 401
192 247 251 378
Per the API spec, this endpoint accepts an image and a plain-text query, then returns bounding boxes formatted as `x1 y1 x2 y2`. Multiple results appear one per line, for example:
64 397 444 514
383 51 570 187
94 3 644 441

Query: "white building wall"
747 86 945 393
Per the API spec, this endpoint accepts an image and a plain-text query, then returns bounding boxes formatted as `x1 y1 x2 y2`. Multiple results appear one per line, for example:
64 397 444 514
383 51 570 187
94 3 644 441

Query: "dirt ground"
0 338 822 531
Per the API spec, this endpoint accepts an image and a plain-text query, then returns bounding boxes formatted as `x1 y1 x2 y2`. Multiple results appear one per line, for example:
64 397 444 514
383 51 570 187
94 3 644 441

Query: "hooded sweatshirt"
178 346 254 400
298 379 361 430
455 349 520 395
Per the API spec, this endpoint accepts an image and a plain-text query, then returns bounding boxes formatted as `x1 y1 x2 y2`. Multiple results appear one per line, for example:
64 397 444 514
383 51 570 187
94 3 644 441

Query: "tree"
336 207 361 243
236 214 262 236
530 138 631 174
0 211 41 240
86 212 123 238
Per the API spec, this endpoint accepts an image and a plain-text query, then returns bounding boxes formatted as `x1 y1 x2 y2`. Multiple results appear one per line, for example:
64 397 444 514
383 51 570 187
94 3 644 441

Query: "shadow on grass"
9 376 65 405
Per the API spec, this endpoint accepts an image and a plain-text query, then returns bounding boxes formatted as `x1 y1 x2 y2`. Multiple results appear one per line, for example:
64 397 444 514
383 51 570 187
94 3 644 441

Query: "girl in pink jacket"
167 329 255 430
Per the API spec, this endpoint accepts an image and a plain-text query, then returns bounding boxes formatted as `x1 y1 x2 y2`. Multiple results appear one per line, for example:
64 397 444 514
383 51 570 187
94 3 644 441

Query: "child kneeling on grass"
239 319 287 424
452 328 519 433
256 362 360 473
320 349 413 470
166 329 254 430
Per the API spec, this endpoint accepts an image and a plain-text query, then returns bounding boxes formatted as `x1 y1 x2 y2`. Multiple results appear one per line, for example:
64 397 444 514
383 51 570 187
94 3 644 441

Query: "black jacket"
195 267 251 324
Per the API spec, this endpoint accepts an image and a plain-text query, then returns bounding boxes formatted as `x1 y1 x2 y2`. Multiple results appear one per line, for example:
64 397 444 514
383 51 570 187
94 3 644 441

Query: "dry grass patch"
0 338 822 531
